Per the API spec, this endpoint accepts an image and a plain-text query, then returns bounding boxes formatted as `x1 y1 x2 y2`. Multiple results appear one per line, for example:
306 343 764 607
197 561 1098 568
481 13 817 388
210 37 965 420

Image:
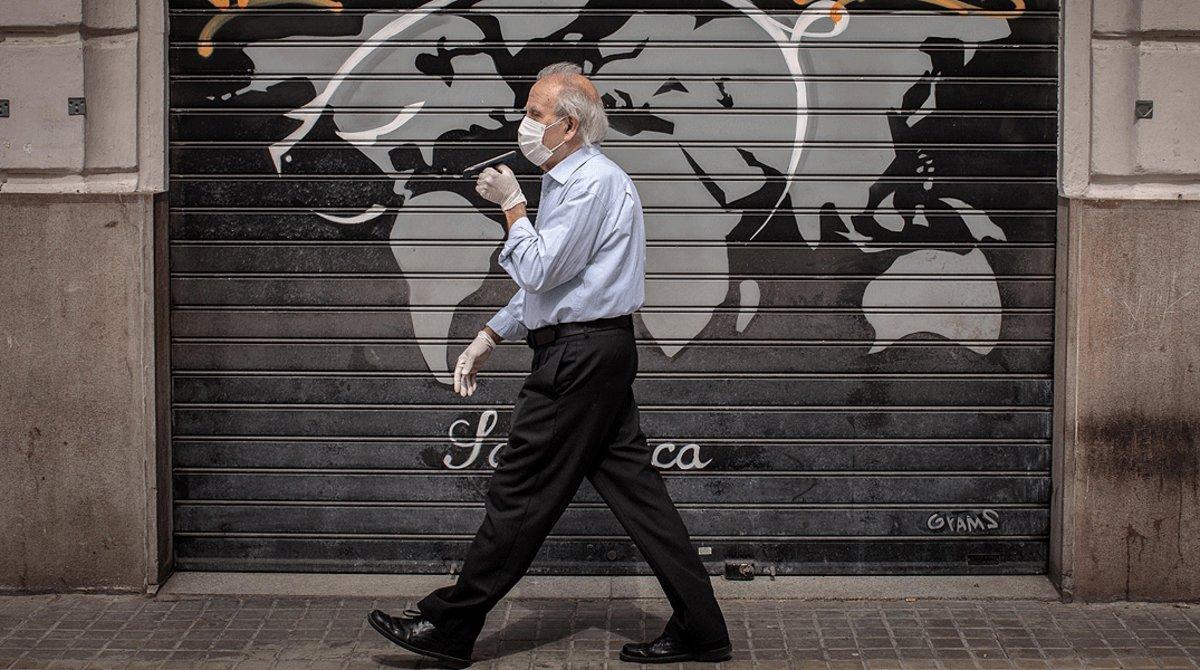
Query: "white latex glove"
475 164 526 211
454 330 497 397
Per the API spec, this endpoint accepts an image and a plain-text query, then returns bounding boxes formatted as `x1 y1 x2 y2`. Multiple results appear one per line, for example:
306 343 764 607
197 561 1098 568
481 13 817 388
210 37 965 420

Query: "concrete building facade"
1 0 1196 601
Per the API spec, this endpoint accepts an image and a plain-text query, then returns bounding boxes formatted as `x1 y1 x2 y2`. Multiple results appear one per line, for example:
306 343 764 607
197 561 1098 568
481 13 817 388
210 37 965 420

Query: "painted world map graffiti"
167 0 1057 575
183 0 1046 383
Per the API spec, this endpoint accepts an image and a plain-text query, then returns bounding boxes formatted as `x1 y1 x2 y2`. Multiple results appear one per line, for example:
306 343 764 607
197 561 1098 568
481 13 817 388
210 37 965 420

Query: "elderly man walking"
367 62 732 666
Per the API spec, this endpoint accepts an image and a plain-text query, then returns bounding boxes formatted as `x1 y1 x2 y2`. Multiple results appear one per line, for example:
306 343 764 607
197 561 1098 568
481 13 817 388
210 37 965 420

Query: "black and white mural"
169 0 1057 574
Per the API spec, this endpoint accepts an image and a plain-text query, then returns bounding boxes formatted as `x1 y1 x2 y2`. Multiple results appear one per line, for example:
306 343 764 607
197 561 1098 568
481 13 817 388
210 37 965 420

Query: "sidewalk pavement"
2 593 1199 669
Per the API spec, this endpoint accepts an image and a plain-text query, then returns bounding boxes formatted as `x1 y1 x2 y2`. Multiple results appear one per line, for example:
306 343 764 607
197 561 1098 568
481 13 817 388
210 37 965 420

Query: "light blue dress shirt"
486 143 646 341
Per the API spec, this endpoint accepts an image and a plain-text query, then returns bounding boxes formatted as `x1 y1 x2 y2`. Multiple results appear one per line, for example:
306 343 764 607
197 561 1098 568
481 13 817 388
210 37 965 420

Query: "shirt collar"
544 143 601 185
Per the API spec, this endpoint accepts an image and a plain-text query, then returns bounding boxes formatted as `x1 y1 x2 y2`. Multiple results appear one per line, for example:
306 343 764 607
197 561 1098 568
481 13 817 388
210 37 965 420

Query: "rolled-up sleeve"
498 181 607 293
485 288 528 341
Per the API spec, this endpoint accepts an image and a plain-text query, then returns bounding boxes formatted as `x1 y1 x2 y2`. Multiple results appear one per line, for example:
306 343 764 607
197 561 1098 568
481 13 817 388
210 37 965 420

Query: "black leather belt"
526 314 634 348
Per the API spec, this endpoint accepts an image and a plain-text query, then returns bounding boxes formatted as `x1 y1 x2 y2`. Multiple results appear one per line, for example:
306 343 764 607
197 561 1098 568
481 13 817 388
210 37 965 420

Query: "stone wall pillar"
1055 0 1200 601
0 0 167 592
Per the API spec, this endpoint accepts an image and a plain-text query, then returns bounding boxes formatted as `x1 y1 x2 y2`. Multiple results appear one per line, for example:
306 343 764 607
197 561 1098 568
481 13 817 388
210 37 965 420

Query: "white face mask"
517 114 568 165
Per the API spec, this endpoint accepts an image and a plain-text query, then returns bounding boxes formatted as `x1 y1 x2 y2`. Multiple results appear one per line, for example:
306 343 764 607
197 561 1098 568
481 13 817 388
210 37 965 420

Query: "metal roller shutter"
167 0 1057 574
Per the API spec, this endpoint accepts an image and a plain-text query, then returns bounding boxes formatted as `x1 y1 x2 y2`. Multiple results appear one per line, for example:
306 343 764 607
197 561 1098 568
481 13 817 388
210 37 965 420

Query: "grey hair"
536 61 608 146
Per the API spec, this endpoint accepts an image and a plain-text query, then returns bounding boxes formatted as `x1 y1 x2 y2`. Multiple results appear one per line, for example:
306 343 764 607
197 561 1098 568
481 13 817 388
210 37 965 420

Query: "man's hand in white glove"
454 330 497 397
475 164 526 211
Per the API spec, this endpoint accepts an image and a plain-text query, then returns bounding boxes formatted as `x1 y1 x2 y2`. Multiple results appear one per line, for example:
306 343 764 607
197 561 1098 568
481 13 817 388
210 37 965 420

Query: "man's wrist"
502 203 527 232
481 325 502 344
500 188 526 212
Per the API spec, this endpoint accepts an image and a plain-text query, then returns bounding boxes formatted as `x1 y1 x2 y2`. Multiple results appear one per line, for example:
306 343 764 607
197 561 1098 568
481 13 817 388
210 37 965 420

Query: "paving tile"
3 596 1200 668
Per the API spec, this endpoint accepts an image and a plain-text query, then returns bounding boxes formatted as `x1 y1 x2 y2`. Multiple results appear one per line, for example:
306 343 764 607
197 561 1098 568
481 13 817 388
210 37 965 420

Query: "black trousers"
417 322 729 649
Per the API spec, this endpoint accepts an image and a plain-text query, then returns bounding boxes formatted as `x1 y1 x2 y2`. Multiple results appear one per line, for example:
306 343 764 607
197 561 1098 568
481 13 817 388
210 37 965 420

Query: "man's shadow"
373 608 670 668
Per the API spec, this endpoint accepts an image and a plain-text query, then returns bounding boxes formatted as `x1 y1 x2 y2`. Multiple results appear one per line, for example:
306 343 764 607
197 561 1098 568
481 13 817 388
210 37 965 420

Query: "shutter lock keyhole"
724 560 756 581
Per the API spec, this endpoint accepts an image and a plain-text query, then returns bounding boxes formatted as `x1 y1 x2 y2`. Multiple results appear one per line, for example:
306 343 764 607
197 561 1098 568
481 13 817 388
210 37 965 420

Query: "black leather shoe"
367 608 473 667
619 631 733 664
